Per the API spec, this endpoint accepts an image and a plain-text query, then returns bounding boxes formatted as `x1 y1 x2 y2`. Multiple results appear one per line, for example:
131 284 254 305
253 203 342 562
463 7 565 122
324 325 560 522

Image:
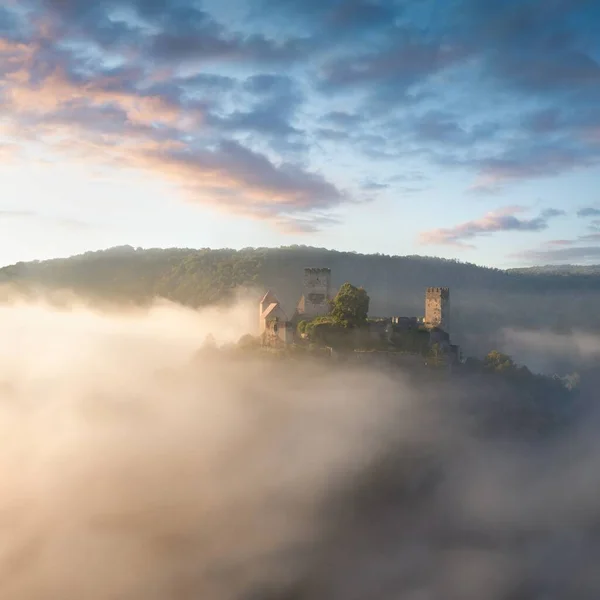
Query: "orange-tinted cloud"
0 30 347 231
418 206 562 248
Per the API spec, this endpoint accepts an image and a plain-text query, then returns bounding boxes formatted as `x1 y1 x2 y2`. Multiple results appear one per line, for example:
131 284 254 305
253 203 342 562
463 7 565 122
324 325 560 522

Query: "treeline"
2 245 600 357
509 265 600 276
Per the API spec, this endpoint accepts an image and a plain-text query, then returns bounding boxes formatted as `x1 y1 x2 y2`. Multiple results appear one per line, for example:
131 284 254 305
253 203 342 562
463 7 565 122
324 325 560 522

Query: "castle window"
273 323 278 333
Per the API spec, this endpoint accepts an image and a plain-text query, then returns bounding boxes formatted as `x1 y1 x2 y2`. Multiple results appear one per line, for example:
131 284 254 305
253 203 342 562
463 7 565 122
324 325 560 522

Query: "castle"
259 268 456 360
259 267 332 344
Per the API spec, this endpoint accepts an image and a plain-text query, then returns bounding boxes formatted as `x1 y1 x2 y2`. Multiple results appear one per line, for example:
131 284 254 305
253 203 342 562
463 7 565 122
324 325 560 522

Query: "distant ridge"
508 264 600 275
2 245 600 356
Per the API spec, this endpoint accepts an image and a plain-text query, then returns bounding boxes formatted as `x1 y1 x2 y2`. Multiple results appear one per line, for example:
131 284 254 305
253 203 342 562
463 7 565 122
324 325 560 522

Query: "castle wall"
391 316 421 330
425 287 450 332
262 319 294 347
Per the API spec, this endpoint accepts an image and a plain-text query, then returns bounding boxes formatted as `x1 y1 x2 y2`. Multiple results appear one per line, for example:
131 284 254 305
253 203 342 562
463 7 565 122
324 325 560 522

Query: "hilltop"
508 264 600 276
2 245 600 356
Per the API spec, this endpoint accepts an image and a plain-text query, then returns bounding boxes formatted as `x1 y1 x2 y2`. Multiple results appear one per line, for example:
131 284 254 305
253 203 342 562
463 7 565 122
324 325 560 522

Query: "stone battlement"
304 267 331 273
426 286 449 295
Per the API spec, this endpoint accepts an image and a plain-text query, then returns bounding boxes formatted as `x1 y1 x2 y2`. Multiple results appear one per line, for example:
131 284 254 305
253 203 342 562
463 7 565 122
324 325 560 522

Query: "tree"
330 282 370 328
297 320 308 335
484 350 515 372
237 334 259 350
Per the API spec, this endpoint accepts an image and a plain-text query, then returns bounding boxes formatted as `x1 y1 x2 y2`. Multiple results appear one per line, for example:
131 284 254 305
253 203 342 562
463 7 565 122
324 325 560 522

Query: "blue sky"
1 0 600 268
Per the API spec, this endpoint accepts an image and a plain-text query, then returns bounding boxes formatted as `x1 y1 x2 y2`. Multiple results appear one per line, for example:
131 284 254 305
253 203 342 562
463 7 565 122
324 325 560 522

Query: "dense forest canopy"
2 245 600 359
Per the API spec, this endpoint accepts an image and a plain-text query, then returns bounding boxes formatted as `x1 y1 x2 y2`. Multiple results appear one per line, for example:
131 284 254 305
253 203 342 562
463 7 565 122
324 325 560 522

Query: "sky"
1 0 600 269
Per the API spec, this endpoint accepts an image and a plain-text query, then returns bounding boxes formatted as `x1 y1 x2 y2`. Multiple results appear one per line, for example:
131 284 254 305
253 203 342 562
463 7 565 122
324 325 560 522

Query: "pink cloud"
0 37 347 232
545 239 574 247
418 206 559 248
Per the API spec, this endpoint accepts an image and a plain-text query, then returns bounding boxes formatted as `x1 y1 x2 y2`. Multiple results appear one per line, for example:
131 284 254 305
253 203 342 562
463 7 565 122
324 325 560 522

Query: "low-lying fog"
1 296 599 599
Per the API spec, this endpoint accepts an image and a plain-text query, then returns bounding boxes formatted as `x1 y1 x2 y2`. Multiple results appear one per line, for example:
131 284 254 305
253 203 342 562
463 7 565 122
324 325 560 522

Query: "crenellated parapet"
299 267 331 319
426 286 450 298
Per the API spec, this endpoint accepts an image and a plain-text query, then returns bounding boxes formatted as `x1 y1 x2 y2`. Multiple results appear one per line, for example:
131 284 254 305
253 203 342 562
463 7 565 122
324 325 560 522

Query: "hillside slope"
2 245 599 355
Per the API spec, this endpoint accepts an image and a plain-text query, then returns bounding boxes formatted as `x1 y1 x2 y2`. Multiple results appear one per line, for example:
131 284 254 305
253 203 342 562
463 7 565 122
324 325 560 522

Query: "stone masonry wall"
425 287 450 331
301 267 331 318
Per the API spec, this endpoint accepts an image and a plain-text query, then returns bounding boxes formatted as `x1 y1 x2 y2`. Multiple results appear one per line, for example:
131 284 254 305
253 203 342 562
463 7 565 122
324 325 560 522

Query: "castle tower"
425 287 450 332
297 267 331 319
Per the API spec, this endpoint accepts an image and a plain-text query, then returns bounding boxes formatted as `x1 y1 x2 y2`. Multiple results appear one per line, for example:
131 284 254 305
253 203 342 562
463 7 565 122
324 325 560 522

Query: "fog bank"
0 298 404 599
0 298 599 599
500 328 600 374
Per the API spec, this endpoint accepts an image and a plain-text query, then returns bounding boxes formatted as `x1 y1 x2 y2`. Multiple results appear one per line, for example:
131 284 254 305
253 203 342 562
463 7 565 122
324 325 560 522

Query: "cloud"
258 0 397 33
274 213 343 234
0 33 346 230
500 328 600 374
540 208 566 219
389 171 428 182
0 209 92 230
0 209 37 219
207 75 306 152
418 206 563 249
39 0 309 65
514 216 600 263
579 232 600 242
578 207 600 218
0 6 349 231
319 39 466 95
3 0 600 228
511 245 600 264
320 111 365 128
283 0 600 187
468 145 597 192
360 180 388 191
142 140 346 218
0 294 409 599
545 239 574 247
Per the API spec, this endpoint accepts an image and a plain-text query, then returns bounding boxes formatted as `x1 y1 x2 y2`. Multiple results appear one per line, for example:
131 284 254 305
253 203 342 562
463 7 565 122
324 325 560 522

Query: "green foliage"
296 320 308 335
330 282 370 328
301 315 358 350
303 315 333 337
0 246 261 308
390 328 431 355
459 350 578 436
484 350 516 372
306 319 338 343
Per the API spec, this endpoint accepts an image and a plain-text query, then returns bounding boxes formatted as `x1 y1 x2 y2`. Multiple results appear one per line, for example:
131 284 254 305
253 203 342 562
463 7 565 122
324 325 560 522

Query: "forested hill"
508 265 600 276
2 245 600 354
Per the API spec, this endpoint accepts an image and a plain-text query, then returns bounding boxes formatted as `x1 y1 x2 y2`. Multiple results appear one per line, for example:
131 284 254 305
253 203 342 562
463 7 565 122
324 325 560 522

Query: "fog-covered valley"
0 295 598 599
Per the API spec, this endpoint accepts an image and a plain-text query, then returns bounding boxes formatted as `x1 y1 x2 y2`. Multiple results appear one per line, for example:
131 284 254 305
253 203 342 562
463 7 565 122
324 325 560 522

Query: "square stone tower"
297 267 331 319
425 287 450 332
